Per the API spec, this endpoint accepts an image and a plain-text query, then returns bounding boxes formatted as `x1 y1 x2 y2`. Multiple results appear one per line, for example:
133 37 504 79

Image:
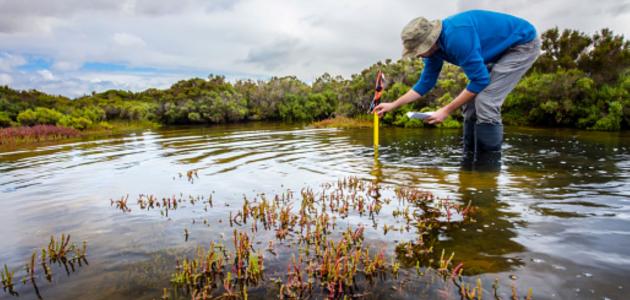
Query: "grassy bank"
82 120 160 136
310 116 374 129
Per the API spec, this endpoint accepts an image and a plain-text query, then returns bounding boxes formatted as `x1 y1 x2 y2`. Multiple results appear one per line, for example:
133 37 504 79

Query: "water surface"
1 123 628 299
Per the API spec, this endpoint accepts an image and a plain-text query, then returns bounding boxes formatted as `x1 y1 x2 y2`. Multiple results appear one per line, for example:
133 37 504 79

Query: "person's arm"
426 89 476 124
412 56 444 96
374 56 443 117
373 89 421 117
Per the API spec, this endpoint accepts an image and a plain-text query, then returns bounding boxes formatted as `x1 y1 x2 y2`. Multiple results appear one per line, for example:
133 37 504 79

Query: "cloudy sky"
1 0 629 98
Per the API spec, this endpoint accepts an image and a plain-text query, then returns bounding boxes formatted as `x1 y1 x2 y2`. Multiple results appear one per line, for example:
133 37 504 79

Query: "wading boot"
474 123 503 171
463 119 476 153
475 122 503 152
461 119 476 169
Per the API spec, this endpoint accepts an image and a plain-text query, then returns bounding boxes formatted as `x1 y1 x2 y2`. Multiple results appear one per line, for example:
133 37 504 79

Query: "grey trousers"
462 37 541 123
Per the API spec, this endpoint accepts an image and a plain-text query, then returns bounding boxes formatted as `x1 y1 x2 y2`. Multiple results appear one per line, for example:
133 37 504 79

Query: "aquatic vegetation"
1 234 88 298
177 169 199 183
458 277 483 300
48 234 71 261
169 232 264 299
1 264 16 295
170 178 515 298
114 193 214 218
44 234 88 278
108 176 535 299
111 194 131 213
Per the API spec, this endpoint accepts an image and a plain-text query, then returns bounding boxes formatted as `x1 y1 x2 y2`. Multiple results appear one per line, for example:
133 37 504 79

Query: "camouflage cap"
401 17 442 59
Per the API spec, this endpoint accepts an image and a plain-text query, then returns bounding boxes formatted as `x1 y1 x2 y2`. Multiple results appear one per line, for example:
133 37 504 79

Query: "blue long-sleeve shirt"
412 10 537 95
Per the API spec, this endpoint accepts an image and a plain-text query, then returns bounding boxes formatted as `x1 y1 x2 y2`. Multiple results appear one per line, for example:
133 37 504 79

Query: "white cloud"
455 0 630 35
0 73 12 85
0 0 628 97
5 69 188 97
0 53 26 72
112 32 146 48
52 60 81 71
37 69 54 80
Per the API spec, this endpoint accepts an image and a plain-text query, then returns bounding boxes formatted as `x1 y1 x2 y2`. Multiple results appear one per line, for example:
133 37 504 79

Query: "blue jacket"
412 10 536 95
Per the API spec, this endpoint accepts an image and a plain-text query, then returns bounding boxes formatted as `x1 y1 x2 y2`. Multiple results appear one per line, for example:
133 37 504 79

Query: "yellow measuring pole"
373 112 379 146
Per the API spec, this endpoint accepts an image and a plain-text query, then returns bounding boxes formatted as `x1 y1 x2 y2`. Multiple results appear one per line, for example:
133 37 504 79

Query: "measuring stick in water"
373 112 379 146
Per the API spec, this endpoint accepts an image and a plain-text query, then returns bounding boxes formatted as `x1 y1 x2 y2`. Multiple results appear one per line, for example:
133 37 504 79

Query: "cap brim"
401 47 417 60
402 44 431 60
401 19 442 59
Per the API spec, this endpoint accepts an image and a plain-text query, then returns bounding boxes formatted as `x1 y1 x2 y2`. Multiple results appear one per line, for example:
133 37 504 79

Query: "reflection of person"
374 10 541 154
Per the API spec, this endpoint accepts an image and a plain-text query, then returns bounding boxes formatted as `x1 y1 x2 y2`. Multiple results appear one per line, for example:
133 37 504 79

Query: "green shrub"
17 109 38 126
590 101 623 131
58 115 93 130
437 116 462 129
34 107 64 125
0 112 13 127
18 107 64 126
96 121 113 130
187 112 202 123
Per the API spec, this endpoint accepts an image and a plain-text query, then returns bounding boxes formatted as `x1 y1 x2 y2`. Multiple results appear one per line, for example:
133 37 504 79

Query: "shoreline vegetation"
0 120 159 149
311 116 374 129
0 27 628 143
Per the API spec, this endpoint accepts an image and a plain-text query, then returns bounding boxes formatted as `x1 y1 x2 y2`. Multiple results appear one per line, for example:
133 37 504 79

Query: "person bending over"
374 10 541 155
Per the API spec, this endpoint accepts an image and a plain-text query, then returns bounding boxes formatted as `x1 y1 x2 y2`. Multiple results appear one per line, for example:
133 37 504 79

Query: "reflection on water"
0 123 629 299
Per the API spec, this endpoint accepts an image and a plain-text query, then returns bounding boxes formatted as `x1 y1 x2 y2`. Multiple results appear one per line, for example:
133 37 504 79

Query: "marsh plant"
107 176 533 299
1 234 88 298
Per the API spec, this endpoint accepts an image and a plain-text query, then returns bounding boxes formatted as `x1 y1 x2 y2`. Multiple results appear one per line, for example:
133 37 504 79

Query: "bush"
78 107 106 122
58 115 93 130
17 107 64 126
436 116 461 128
187 112 202 123
591 101 623 131
34 107 64 125
0 112 13 127
96 121 114 130
17 109 38 126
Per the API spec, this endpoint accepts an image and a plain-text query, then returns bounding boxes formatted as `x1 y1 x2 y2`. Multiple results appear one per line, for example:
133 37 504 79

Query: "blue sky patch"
80 62 161 73
15 55 53 71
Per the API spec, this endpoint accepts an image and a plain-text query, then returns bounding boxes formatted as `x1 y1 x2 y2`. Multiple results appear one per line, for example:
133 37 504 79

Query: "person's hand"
373 102 396 117
425 108 449 124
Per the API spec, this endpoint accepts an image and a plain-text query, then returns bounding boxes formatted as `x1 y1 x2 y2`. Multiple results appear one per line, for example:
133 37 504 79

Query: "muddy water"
0 123 628 299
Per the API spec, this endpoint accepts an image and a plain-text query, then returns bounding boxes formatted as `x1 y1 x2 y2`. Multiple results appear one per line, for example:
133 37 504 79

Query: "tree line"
0 27 628 131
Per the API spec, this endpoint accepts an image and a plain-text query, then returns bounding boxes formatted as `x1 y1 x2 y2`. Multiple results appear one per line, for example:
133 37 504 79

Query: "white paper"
406 111 434 120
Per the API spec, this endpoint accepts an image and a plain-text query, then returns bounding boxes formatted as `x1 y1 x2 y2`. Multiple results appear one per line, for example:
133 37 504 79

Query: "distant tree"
533 27 592 73
578 28 630 83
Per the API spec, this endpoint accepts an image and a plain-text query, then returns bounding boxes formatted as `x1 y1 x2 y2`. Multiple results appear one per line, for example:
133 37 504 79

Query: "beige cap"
401 17 442 59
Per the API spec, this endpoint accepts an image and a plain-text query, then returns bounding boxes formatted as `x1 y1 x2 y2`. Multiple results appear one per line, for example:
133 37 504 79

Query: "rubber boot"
474 123 503 152
475 150 502 171
460 119 476 170
474 123 503 171
462 119 476 153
